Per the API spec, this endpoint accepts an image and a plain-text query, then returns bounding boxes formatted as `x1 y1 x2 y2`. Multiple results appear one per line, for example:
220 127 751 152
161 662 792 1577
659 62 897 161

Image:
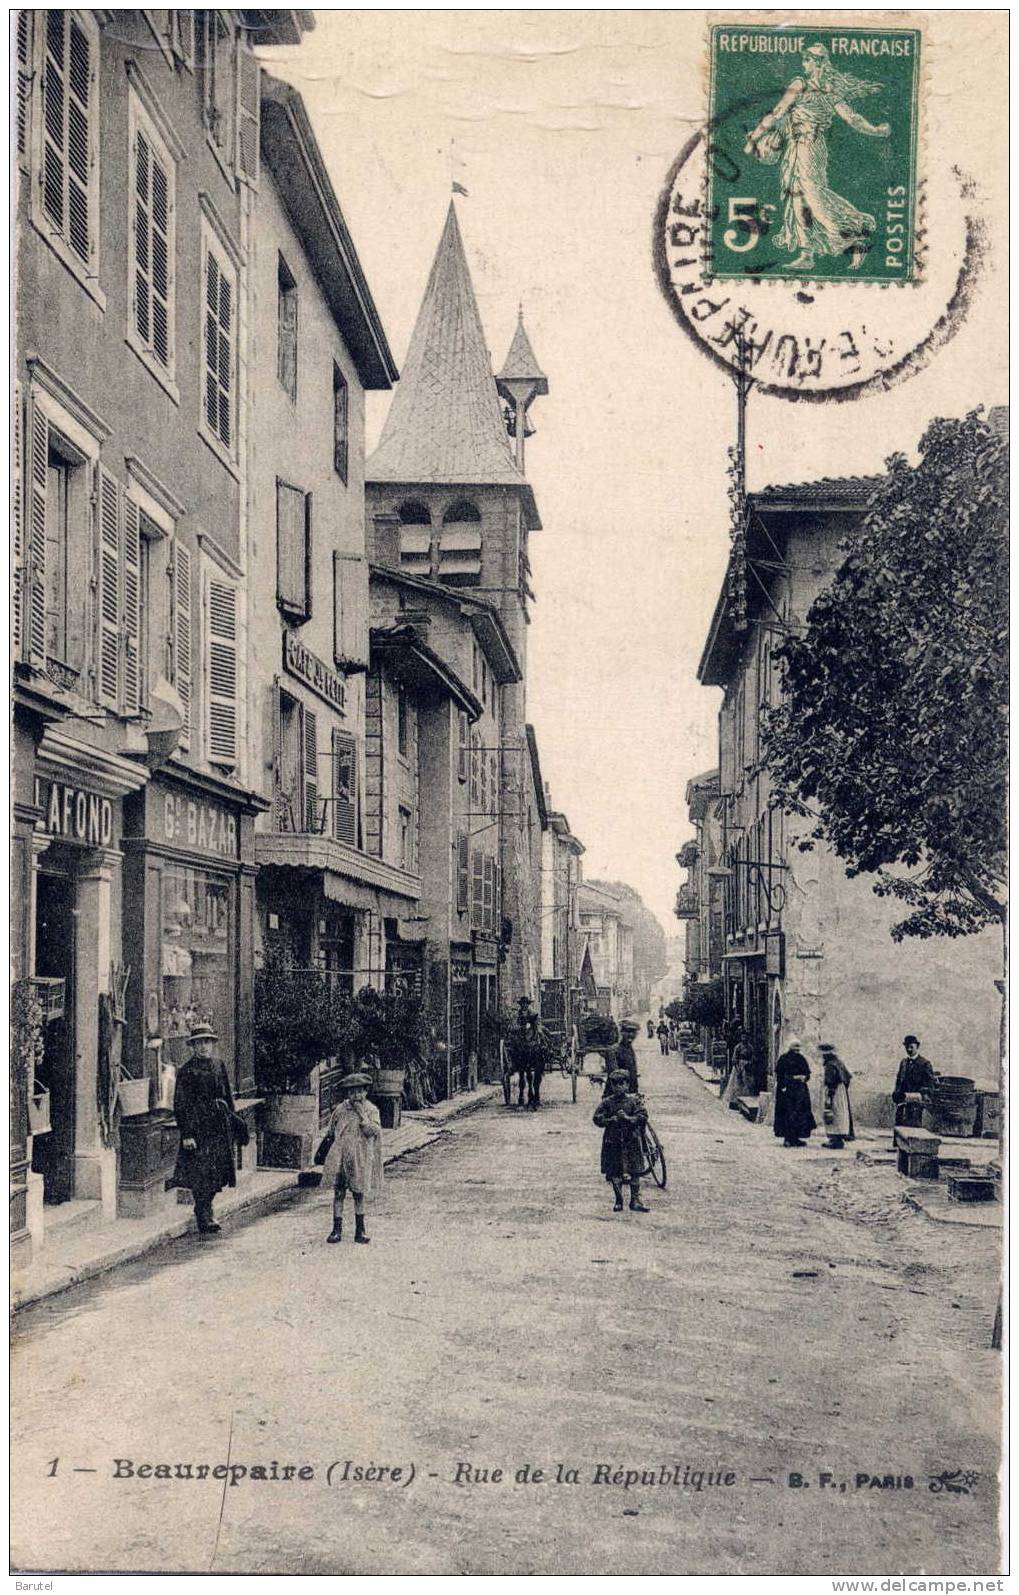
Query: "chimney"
369 512 401 567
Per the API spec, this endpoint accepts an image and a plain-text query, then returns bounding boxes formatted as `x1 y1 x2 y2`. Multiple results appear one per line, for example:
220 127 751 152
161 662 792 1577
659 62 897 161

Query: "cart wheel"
643 1125 667 1189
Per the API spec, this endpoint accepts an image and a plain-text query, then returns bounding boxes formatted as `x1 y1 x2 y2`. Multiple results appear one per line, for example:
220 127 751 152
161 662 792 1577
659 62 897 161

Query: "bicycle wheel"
643 1124 667 1188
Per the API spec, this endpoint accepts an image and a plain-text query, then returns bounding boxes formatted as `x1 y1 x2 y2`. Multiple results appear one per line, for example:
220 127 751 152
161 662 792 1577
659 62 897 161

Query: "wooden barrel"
375 1068 406 1097
931 1076 977 1137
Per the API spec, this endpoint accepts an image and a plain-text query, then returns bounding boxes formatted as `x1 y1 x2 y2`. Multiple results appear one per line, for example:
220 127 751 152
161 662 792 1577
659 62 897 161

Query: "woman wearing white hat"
315 1072 383 1244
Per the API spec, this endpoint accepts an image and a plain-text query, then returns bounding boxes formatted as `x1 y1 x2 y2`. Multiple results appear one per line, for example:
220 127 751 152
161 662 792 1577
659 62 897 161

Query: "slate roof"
497 311 548 393
366 204 525 488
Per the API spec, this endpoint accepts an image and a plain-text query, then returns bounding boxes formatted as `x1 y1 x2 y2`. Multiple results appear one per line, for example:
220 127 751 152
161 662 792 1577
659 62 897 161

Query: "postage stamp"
706 24 921 283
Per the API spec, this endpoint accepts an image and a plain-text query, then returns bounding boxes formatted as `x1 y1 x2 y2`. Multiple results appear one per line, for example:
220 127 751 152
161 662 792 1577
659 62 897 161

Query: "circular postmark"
653 54 984 401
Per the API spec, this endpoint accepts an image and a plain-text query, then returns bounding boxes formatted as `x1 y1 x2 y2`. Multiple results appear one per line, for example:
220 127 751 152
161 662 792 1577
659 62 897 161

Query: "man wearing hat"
892 1035 936 1126
593 1068 650 1212
614 1019 641 1094
172 1022 238 1235
316 1072 383 1244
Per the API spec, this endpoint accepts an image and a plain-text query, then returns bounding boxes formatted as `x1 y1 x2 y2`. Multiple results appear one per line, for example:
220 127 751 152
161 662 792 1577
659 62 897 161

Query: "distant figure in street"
646 1019 655 1040
318 1072 383 1244
593 1068 650 1212
172 1022 238 1235
668 1020 679 1051
613 1020 641 1094
892 1035 936 1126
722 1029 755 1108
656 1020 670 1055
773 1034 816 1147
819 1042 855 1149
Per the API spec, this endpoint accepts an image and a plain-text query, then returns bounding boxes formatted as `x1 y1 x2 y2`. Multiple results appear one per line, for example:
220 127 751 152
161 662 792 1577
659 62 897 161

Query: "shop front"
22 735 149 1256
120 767 264 1215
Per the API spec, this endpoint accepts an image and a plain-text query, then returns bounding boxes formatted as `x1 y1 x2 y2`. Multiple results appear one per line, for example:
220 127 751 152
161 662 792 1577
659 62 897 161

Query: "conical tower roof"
366 204 524 486
497 309 548 393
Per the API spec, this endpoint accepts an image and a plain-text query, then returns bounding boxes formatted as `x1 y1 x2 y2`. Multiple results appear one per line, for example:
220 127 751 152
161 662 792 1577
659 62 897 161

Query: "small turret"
497 307 548 471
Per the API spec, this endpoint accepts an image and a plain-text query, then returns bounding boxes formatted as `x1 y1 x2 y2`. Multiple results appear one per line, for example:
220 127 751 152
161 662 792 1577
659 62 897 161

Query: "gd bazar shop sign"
161 789 238 857
36 777 114 846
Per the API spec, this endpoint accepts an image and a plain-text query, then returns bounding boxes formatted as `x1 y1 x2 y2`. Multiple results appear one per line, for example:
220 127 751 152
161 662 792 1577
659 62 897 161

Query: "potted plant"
13 981 49 1136
348 986 426 1124
254 944 351 1164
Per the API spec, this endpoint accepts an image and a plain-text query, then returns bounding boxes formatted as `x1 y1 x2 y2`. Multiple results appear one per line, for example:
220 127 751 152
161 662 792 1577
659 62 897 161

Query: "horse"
502 1027 547 1109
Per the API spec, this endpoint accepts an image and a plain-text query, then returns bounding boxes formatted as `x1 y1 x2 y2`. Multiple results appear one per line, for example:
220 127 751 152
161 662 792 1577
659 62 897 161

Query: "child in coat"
593 1068 650 1212
317 1072 384 1244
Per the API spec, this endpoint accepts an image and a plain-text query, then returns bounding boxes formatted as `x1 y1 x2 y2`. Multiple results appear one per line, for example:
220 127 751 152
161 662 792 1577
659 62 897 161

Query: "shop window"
277 254 298 399
277 480 311 620
333 363 348 482
160 862 234 1068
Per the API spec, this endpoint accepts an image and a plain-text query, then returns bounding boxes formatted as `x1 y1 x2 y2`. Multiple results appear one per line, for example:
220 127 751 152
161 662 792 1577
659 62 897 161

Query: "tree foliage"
762 411 1007 942
677 978 725 1029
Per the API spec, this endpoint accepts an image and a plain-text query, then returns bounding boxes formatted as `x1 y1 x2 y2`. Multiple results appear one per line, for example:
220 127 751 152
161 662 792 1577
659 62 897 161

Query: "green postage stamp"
706 24 921 283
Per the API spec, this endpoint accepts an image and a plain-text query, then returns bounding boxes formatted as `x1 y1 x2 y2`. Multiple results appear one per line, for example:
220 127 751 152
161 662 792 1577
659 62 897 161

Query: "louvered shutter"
26 395 49 668
333 549 368 668
479 742 488 813
65 17 92 264
303 706 318 830
123 497 142 713
470 733 480 804
470 850 485 931
17 11 31 160
457 711 469 782
134 129 151 347
456 832 469 914
332 731 357 845
96 467 121 705
172 541 192 749
205 247 233 448
483 855 495 933
41 14 66 236
235 49 260 186
207 577 238 767
12 386 23 657
490 754 498 815
150 145 172 367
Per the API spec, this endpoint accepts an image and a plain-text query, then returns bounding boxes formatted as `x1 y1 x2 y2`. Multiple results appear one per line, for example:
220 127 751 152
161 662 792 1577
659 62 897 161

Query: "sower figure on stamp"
317 1072 383 1245
172 1022 238 1236
593 1068 650 1213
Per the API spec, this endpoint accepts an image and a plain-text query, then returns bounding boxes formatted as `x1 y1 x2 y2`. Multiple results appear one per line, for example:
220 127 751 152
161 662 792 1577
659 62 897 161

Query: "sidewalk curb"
12 1087 501 1315
902 1191 1002 1230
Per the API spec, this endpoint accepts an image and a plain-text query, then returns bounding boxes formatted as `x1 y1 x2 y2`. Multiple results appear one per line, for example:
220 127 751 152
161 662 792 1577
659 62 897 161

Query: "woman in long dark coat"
593 1068 650 1212
773 1034 816 1147
172 1022 237 1234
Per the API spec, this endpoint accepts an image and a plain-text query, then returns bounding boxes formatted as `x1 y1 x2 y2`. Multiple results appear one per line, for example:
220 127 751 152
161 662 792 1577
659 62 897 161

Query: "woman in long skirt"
819 1042 855 1149
773 1035 816 1147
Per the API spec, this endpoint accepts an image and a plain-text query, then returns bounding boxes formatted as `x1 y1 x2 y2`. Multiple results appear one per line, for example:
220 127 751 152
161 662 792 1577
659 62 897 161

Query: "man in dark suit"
892 1034 936 1126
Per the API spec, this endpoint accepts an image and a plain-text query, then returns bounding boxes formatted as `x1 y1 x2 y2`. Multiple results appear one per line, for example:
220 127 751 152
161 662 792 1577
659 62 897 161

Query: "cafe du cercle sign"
283 631 345 712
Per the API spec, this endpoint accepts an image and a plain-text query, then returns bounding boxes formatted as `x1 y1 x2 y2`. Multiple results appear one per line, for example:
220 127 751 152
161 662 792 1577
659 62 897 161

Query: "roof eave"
260 77 398 390
369 626 483 720
524 725 548 827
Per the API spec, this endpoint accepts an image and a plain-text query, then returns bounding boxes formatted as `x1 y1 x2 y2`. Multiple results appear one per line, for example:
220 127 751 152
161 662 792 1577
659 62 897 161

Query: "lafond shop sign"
36 778 114 846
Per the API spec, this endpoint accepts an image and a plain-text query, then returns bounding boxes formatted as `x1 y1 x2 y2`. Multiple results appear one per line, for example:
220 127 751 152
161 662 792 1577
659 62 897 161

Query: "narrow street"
12 1033 1000 1576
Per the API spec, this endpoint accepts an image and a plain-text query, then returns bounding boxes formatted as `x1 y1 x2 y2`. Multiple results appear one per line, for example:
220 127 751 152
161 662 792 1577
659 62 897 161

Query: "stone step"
41 1198 103 1238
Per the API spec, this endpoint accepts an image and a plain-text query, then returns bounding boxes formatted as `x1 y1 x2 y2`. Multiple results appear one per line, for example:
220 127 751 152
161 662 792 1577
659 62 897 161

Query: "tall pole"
726 329 753 635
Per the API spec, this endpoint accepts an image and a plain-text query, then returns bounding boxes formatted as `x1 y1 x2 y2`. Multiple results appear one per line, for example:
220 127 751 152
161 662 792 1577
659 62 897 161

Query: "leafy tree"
254 943 350 1093
763 411 1007 943
677 979 725 1029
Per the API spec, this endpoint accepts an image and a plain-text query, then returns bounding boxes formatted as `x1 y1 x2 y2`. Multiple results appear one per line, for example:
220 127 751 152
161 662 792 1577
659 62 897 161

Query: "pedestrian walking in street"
773 1034 816 1147
613 1019 641 1093
656 1019 670 1055
593 1068 650 1212
892 1034 936 1127
721 1028 755 1108
646 1019 655 1040
172 1022 241 1235
317 1072 383 1244
819 1042 855 1148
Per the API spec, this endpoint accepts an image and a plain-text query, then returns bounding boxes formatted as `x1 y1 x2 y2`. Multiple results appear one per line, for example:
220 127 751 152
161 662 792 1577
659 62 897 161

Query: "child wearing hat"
316 1072 383 1244
593 1069 650 1212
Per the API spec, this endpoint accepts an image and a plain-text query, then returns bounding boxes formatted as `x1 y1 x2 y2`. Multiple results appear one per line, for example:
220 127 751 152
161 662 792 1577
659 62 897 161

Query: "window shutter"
470 849 485 931
65 17 92 264
235 48 260 186
41 13 66 236
207 576 238 767
457 711 469 782
172 540 192 749
123 497 142 714
483 855 495 933
150 146 172 367
470 733 480 804
205 247 233 449
134 129 151 347
332 731 357 845
25 395 49 669
456 832 469 914
95 467 121 705
479 741 488 813
12 385 23 658
490 753 498 815
303 705 318 830
333 549 368 668
718 702 735 796
17 11 31 160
